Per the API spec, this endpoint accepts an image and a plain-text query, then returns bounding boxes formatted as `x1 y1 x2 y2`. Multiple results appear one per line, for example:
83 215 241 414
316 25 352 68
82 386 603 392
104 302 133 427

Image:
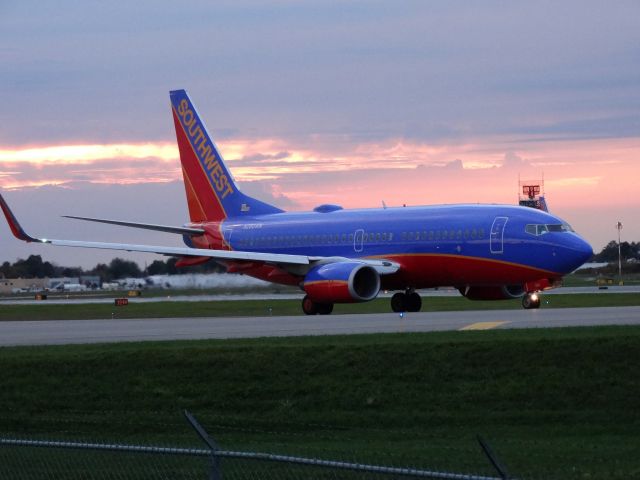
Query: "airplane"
0 89 593 314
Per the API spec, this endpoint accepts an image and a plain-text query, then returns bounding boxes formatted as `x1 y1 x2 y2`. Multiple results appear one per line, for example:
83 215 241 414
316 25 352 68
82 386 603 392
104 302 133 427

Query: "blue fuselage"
214 203 592 289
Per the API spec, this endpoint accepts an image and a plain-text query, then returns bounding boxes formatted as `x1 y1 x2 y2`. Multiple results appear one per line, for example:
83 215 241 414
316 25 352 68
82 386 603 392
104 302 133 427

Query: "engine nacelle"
302 262 380 303
459 284 526 301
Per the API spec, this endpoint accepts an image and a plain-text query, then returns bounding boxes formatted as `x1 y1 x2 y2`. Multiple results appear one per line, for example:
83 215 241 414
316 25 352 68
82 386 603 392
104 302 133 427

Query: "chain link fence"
0 411 510 480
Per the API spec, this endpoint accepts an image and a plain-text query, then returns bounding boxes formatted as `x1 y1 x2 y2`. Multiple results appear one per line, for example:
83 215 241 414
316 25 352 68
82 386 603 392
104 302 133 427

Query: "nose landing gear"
522 292 541 309
391 289 422 313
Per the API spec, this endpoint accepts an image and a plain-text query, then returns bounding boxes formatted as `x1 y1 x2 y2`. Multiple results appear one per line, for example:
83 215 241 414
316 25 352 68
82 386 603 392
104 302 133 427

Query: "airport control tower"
518 177 549 212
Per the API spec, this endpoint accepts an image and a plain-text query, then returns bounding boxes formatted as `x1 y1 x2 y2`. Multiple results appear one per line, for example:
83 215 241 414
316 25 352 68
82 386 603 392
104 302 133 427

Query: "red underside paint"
232 255 560 291
377 254 560 290
175 256 211 268
189 223 228 250
303 280 354 303
224 262 302 287
524 277 562 292
214 254 561 300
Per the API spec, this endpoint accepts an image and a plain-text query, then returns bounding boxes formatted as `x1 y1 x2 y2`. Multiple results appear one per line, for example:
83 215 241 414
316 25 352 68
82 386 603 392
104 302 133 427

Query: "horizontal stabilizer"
62 215 205 235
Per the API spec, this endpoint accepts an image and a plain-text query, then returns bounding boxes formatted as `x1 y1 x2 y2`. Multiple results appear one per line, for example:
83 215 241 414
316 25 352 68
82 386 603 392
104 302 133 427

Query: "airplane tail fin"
169 89 284 223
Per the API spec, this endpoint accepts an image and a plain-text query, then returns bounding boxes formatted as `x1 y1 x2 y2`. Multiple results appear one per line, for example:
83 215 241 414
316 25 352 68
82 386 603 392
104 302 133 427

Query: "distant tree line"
591 241 640 262
0 255 224 281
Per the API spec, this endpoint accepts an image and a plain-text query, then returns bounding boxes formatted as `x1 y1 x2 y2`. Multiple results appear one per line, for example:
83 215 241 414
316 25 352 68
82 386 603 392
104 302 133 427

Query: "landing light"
530 293 539 301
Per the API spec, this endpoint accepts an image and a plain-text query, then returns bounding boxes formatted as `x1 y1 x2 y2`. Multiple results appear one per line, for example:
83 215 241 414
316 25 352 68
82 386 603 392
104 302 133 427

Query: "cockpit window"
525 223 573 236
547 223 573 232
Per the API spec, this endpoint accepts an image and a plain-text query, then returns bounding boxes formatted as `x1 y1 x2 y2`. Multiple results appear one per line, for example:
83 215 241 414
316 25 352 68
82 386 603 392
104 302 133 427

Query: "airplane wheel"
317 303 334 315
302 295 319 315
391 292 406 312
406 292 422 312
522 293 541 310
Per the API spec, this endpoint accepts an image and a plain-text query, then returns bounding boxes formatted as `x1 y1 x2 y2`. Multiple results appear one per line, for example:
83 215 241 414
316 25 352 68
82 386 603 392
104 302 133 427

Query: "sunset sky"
1 1 638 268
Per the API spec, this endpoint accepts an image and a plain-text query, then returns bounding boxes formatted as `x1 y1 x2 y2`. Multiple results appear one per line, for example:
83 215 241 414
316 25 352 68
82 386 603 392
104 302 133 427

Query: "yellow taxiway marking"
459 321 508 331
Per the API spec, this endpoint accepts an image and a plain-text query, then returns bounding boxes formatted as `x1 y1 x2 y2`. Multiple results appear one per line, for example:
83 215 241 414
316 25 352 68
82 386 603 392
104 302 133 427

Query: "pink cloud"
1 135 638 252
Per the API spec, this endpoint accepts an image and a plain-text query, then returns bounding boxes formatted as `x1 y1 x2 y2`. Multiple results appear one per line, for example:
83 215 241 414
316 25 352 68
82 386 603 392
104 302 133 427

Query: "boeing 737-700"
0 89 593 314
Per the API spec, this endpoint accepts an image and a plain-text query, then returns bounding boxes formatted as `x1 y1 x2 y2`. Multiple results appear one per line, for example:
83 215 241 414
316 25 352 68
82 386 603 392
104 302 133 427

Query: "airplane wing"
0 193 399 274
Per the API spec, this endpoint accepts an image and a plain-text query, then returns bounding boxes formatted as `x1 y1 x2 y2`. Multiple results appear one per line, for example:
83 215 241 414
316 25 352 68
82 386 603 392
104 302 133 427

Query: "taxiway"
0 306 638 347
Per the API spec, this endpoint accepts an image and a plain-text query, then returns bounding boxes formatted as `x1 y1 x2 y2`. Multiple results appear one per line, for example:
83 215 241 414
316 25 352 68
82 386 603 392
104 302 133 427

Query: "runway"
1 306 639 347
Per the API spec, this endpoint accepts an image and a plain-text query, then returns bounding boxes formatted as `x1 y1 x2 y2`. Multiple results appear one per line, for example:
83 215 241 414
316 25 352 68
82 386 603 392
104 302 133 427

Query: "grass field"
1 326 639 478
1 292 640 321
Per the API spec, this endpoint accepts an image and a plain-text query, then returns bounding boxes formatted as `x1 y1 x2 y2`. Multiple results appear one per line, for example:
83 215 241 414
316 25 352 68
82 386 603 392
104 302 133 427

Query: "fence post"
184 410 222 480
476 435 510 480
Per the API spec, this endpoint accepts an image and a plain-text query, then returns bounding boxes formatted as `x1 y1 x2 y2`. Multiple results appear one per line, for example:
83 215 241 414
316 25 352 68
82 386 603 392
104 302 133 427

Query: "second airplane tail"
170 89 284 223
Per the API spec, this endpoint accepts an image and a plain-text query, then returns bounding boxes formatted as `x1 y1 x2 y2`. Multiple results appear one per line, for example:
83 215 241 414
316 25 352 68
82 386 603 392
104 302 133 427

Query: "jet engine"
459 284 526 301
302 262 380 303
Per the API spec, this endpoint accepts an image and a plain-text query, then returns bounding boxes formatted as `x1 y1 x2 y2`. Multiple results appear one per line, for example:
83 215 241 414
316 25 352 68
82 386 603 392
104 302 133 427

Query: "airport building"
0 277 49 294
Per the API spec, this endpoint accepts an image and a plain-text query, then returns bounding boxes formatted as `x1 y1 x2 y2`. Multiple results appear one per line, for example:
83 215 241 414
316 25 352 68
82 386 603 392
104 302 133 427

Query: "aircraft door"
490 217 508 254
222 226 233 250
354 229 364 253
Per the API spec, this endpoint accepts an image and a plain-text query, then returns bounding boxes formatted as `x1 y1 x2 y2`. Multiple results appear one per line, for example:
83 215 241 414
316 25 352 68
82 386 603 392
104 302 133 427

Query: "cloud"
443 159 464 170
546 176 602 188
500 151 529 169
0 143 177 164
1 1 638 146
238 151 291 164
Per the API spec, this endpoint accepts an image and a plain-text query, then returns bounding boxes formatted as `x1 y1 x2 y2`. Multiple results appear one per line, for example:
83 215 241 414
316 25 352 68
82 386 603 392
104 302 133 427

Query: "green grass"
1 292 639 321
1 327 639 478
565 272 640 286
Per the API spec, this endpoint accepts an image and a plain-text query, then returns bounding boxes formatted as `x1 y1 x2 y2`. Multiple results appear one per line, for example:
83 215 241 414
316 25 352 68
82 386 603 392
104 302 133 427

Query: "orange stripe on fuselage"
303 280 349 287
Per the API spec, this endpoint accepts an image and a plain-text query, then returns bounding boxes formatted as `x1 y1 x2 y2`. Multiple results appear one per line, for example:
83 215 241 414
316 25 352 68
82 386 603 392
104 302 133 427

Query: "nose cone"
576 236 594 266
562 234 593 273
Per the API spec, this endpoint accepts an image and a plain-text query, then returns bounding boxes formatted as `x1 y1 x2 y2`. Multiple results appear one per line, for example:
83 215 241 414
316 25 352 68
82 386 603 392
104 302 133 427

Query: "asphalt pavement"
0 306 638 347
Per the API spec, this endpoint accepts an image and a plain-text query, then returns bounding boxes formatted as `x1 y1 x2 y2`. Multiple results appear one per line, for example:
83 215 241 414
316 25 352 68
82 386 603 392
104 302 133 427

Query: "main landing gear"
302 295 334 315
390 290 422 313
522 292 541 310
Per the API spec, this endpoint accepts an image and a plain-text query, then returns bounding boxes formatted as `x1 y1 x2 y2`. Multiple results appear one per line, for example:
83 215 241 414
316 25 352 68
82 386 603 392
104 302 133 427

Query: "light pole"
616 221 623 285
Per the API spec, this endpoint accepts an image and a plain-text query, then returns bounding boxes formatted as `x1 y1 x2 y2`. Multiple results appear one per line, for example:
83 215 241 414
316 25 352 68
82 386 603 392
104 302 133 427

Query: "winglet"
0 192 40 242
